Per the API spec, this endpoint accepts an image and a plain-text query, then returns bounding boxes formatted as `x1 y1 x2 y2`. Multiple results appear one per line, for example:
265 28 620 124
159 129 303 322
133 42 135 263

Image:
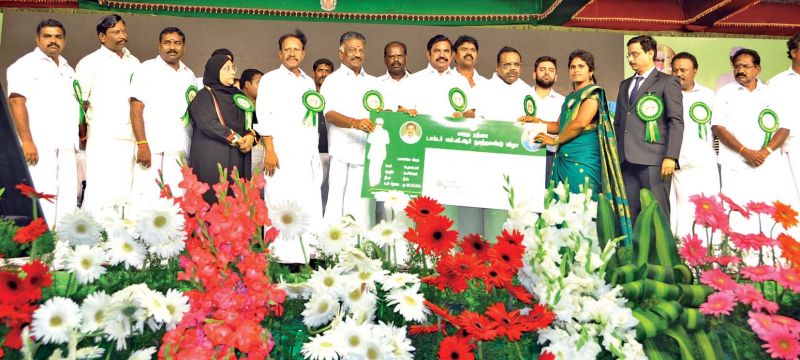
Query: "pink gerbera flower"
752 298 780 314
742 266 780 282
762 326 800 360
736 283 765 305
730 232 776 251
700 268 738 291
700 291 737 316
748 201 776 216
679 233 707 266
749 311 774 338
690 194 728 230
777 267 800 293
709 255 741 267
719 193 751 218
771 315 800 335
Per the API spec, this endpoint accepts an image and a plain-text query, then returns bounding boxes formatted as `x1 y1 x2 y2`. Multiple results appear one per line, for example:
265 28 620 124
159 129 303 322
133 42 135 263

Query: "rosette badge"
758 108 780 147
449 87 467 113
689 102 711 140
523 95 537 117
302 90 325 127
635 93 664 143
233 93 255 131
182 85 198 127
362 89 384 112
72 80 86 124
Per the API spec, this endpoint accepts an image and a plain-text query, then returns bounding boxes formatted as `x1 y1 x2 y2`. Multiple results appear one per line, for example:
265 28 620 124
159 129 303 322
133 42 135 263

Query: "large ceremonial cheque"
361 111 546 211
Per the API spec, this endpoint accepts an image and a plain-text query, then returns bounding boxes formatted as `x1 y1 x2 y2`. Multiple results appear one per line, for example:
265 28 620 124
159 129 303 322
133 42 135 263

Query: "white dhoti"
28 148 78 227
786 152 800 204
82 135 134 213
132 151 186 200
670 165 721 239
324 157 372 226
266 152 323 263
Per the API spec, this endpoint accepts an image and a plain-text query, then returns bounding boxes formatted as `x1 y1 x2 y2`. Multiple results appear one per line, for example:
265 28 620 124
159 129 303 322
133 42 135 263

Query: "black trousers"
621 161 671 225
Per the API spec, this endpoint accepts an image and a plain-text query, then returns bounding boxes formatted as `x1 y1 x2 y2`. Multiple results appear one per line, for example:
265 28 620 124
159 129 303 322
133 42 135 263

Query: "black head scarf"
203 54 242 96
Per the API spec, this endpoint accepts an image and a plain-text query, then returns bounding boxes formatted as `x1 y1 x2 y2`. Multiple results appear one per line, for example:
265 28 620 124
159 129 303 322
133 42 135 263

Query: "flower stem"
299 234 308 265
514 341 524 360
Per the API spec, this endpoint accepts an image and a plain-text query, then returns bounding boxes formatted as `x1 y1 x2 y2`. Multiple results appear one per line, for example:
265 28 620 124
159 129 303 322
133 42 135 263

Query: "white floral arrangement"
512 184 646 359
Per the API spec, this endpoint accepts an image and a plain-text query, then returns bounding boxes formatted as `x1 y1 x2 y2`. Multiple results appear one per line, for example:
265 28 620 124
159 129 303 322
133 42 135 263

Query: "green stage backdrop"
623 35 790 90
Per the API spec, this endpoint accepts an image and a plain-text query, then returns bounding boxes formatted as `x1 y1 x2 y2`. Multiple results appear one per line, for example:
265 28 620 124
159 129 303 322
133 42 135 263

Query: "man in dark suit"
616 35 684 223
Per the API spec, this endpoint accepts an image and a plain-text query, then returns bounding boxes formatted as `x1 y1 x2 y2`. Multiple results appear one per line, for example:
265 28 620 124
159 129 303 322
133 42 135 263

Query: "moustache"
736 73 746 77
464 55 473 60
391 61 401 67
350 56 362 61
116 39 127 45
436 57 448 62
167 50 178 55
47 43 59 48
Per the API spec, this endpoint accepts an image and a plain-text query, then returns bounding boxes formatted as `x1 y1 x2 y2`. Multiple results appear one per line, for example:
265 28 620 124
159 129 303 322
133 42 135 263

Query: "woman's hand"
517 115 542 124
238 133 255 153
534 132 556 146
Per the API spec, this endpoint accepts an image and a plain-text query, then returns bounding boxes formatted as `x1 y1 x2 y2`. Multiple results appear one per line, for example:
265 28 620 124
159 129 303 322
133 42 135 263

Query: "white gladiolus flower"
58 208 102 246
31 297 82 344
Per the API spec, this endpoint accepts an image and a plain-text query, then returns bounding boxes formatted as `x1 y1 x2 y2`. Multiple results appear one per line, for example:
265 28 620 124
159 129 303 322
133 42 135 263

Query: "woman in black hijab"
189 54 257 203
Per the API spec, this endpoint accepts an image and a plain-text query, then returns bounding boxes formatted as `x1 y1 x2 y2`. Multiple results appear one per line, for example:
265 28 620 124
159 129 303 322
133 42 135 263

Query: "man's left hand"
661 158 676 178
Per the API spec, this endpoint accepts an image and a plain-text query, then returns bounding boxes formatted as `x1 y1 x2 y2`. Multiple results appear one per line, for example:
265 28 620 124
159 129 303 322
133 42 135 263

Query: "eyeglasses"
222 65 238 73
732 64 755 70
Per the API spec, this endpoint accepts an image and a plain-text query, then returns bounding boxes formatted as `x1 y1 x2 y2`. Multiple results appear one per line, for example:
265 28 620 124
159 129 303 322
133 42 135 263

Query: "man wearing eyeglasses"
712 48 795 233
77 14 140 213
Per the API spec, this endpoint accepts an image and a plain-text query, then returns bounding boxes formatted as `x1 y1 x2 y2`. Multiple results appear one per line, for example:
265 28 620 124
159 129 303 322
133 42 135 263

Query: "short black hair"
496 46 520 64
627 35 657 61
671 52 698 70
211 48 234 61
313 58 334 71
159 27 185 43
733 48 761 66
534 56 557 70
339 31 366 47
426 34 451 52
788 32 800 59
384 41 407 57
96 14 124 35
240 69 263 86
453 35 479 52
278 30 307 51
36 19 65 36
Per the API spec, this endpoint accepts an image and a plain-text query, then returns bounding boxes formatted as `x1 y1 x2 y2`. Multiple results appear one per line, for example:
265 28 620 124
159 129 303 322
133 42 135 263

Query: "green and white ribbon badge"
362 89 384 112
523 94 537 117
635 93 664 143
449 87 468 113
233 93 255 131
182 85 198 127
759 108 780 147
302 90 325 127
689 102 711 140
72 80 86 124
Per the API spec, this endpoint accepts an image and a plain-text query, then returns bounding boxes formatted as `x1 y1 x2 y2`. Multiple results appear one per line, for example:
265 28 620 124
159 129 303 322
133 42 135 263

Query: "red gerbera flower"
488 241 524 270
13 218 47 244
773 201 799 230
460 233 491 261
497 229 524 247
22 260 52 289
409 323 446 335
405 195 445 223
457 311 498 341
504 283 534 304
404 215 458 256
539 351 556 360
485 302 530 341
0 271 35 304
424 300 457 324
521 303 555 331
449 253 485 279
437 335 475 360
423 256 470 292
480 262 514 291
15 183 56 203
779 233 800 267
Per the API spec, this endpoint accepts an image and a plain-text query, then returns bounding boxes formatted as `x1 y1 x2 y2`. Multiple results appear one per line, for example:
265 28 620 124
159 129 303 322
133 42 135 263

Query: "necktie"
629 76 643 106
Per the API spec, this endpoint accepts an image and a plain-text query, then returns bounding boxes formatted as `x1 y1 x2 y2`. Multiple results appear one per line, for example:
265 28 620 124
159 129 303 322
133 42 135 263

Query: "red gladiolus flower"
488 241 524 270
405 195 445 222
539 351 556 360
404 215 458 256
497 229 524 247
437 335 475 360
457 311 498 341
460 233 491 261
15 184 56 203
13 218 47 244
22 260 52 289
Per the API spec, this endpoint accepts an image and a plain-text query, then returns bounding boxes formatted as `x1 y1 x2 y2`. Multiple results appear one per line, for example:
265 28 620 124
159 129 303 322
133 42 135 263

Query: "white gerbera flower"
339 248 381 273
141 290 168 323
379 272 420 291
31 297 82 344
302 294 339 328
342 282 377 313
135 198 185 246
330 317 370 354
308 266 345 298
277 278 314 299
80 291 112 333
270 200 310 239
349 269 388 292
301 334 340 360
367 219 405 248
162 289 190 328
127 347 157 360
58 208 102 246
75 346 105 359
386 283 428 322
374 190 410 215
316 221 355 255
67 245 107 284
149 237 185 259
375 323 414 360
106 228 146 269
348 338 392 360
104 286 150 350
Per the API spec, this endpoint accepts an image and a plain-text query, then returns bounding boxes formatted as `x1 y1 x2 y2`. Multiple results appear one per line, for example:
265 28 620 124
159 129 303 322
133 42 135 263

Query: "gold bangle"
765 146 774 153
554 135 560 146
136 140 148 145
738 145 745 154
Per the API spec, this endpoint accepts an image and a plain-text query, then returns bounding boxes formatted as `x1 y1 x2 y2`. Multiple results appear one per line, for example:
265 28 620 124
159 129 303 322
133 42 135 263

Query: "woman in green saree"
521 49 633 240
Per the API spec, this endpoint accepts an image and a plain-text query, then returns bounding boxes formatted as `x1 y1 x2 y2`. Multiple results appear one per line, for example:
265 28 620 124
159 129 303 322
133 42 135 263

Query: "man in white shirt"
669 52 719 238
7 19 79 227
769 32 800 200
321 31 378 226
531 55 566 183
453 35 488 89
377 41 410 112
129 27 196 201
712 48 794 233
256 31 323 263
77 14 140 213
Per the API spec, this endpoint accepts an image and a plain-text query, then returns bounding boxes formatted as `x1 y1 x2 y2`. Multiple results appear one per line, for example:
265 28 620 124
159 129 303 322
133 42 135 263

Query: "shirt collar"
425 63 453 76
490 72 518 87
340 64 367 77
684 82 703 94
32 46 67 67
155 55 188 72
533 86 557 99
98 45 131 59
734 79 766 92
788 66 800 76
636 66 656 80
280 64 309 79
382 70 410 80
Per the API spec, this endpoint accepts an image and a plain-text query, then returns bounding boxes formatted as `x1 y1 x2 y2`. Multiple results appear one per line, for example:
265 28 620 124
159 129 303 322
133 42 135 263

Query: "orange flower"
773 201 799 229
779 233 800 266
